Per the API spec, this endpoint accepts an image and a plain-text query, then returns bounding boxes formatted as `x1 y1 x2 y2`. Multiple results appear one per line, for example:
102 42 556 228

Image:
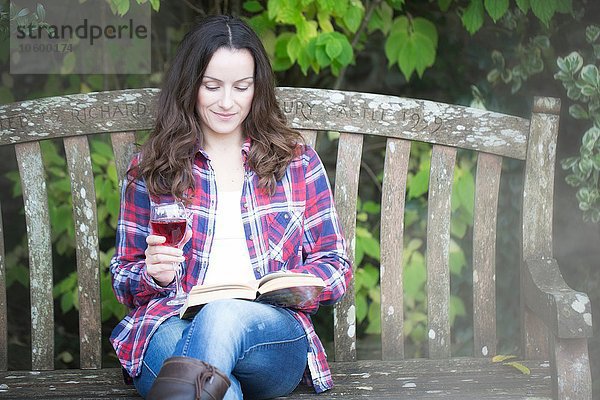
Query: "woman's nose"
218 89 234 109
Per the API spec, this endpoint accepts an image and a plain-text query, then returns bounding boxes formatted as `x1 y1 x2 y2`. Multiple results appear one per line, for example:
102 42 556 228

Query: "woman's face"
196 47 255 142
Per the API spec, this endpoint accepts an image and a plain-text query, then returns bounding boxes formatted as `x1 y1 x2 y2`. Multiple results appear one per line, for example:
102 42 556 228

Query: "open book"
179 271 325 318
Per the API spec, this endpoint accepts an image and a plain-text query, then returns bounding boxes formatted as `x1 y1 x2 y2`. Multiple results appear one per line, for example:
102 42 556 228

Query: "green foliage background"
0 0 598 393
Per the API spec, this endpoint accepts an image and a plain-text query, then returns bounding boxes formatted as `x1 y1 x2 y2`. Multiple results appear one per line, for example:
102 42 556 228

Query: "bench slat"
380 138 411 360
0 89 158 146
15 142 54 370
110 132 138 183
277 87 530 160
472 152 502 357
426 145 456 358
300 130 317 148
1 88 530 160
63 137 102 369
333 133 363 362
0 199 6 371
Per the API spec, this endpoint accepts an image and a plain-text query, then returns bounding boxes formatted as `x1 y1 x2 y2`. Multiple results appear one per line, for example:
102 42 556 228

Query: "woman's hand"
145 229 192 287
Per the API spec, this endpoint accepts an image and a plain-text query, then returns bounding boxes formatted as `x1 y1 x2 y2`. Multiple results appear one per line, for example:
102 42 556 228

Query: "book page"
188 281 258 295
258 272 324 294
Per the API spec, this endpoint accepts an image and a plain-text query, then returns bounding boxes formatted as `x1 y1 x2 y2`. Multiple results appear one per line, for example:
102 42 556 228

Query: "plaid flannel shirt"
110 139 352 393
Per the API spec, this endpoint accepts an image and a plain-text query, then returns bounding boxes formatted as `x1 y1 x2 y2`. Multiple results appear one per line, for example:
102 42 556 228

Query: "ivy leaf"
317 11 334 32
362 200 381 214
273 34 293 70
561 156 580 170
362 263 380 288
530 0 556 27
388 0 405 11
555 0 572 13
408 168 430 198
404 34 435 78
357 228 381 261
413 17 438 48
582 127 600 152
243 0 264 13
569 104 589 120
365 304 381 334
268 0 283 20
315 45 331 67
449 295 466 324
557 51 583 74
385 16 409 67
580 64 599 88
438 0 453 12
355 292 368 322
36 3 45 20
586 25 600 44
343 3 364 33
449 240 466 274
387 16 436 79
116 0 130 16
384 32 406 67
91 139 115 159
461 0 484 35
317 0 336 13
484 0 508 22
337 35 353 65
458 173 475 219
286 35 301 62
404 252 426 298
515 0 530 13
148 0 160 11
325 36 343 59
332 0 348 16
368 2 393 34
297 18 318 42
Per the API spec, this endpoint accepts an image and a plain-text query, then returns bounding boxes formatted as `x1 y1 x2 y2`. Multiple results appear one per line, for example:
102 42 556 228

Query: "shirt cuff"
140 267 174 293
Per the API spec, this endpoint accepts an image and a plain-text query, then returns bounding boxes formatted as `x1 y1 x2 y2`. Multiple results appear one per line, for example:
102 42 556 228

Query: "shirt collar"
195 136 252 162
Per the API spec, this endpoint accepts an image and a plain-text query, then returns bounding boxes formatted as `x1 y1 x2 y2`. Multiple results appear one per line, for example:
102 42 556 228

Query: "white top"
203 190 255 285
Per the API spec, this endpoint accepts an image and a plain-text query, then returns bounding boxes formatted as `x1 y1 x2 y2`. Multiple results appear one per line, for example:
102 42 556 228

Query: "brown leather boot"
146 356 231 400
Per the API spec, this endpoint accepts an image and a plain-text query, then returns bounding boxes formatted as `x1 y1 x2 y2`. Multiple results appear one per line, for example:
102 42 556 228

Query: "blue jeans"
133 299 309 399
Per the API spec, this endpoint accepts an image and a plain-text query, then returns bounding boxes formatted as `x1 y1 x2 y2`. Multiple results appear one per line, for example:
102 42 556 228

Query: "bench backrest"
0 88 560 370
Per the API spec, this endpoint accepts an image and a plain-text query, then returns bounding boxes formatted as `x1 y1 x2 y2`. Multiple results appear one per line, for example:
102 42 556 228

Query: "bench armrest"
523 257 593 338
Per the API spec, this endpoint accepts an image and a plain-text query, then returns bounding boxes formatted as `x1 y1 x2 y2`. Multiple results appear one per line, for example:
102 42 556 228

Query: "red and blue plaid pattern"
110 140 352 393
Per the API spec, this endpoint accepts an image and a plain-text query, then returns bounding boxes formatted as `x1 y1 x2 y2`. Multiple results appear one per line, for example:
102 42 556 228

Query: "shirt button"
249 235 254 241
243 202 249 209
284 213 289 219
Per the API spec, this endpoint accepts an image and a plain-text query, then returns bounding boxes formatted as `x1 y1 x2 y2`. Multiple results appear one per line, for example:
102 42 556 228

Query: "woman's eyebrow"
202 75 254 82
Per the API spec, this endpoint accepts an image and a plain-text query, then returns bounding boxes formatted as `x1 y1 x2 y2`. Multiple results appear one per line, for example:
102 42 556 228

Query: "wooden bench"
0 88 593 399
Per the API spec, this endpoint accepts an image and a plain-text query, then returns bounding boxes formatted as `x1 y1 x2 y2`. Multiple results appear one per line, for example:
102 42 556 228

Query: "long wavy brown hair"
133 15 302 199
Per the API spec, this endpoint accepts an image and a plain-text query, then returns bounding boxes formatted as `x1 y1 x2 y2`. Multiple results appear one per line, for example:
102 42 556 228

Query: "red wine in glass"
149 201 190 306
150 219 187 247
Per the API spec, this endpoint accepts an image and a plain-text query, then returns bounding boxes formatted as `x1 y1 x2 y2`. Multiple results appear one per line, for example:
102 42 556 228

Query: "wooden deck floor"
0 357 552 399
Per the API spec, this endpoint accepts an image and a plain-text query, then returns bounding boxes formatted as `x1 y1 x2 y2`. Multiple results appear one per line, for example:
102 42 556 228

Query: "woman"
110 15 352 400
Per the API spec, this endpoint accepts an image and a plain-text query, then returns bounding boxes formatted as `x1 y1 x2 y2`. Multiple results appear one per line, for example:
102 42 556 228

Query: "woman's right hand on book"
145 234 188 286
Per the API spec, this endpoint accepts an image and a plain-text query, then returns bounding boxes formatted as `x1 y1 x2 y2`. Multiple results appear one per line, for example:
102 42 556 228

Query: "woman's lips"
213 111 235 120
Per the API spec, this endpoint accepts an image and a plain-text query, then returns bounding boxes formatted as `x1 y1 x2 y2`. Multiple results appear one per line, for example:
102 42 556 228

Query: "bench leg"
550 336 592 400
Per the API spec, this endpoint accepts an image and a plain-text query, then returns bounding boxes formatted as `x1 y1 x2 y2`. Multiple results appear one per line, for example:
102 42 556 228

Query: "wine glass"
150 201 190 306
